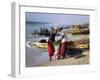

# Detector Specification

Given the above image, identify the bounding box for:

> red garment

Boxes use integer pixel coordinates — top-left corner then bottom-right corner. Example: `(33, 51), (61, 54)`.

(48, 41), (55, 57)
(60, 42), (68, 57)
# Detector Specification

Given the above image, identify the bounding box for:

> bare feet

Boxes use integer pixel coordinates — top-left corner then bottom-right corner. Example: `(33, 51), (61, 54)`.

(49, 57), (52, 61)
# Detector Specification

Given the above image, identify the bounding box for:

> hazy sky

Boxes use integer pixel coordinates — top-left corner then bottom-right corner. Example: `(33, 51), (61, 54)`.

(26, 12), (89, 25)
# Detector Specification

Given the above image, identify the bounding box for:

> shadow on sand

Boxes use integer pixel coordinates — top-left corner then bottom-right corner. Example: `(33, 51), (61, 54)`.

(67, 48), (88, 59)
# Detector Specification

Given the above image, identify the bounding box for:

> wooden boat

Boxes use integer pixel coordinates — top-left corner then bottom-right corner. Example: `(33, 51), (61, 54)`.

(33, 42), (48, 49)
(32, 38), (89, 49)
(68, 28), (89, 34)
(32, 39), (48, 49)
(74, 44), (89, 49)
(67, 39), (89, 49)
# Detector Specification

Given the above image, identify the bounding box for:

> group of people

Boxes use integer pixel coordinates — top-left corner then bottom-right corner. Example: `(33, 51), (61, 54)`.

(48, 28), (69, 61)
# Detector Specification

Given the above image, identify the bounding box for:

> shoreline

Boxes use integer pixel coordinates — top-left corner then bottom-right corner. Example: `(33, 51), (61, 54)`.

(26, 46), (49, 67)
(26, 42), (89, 67)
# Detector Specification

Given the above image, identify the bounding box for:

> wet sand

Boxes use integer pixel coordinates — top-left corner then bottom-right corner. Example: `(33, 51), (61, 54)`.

(26, 46), (49, 67)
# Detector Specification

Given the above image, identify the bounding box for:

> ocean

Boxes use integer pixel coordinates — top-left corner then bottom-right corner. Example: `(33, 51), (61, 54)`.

(25, 22), (54, 67)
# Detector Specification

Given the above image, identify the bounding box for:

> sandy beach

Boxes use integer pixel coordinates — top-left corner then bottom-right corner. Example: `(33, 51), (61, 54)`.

(40, 50), (89, 66)
(26, 45), (89, 67)
(26, 33), (89, 67)
(26, 23), (89, 67)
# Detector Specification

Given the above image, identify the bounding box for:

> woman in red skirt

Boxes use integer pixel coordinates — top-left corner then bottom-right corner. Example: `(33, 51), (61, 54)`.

(59, 38), (68, 59)
(48, 40), (55, 61)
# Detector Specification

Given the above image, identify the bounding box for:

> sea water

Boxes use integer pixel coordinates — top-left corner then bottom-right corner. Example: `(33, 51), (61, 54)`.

(25, 22), (56, 67)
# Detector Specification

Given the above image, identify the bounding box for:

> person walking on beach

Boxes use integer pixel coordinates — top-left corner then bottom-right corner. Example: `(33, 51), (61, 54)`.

(57, 37), (68, 59)
(60, 38), (68, 59)
(48, 40), (55, 61)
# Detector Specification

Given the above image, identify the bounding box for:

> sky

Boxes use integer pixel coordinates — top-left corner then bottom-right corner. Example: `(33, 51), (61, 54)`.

(26, 12), (89, 25)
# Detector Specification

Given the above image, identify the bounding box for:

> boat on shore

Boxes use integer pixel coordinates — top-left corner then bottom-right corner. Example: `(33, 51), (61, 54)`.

(32, 39), (48, 49)
(32, 42), (48, 49)
(31, 36), (62, 49)
(68, 39), (89, 49)
(68, 28), (89, 34)
(31, 39), (89, 49)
